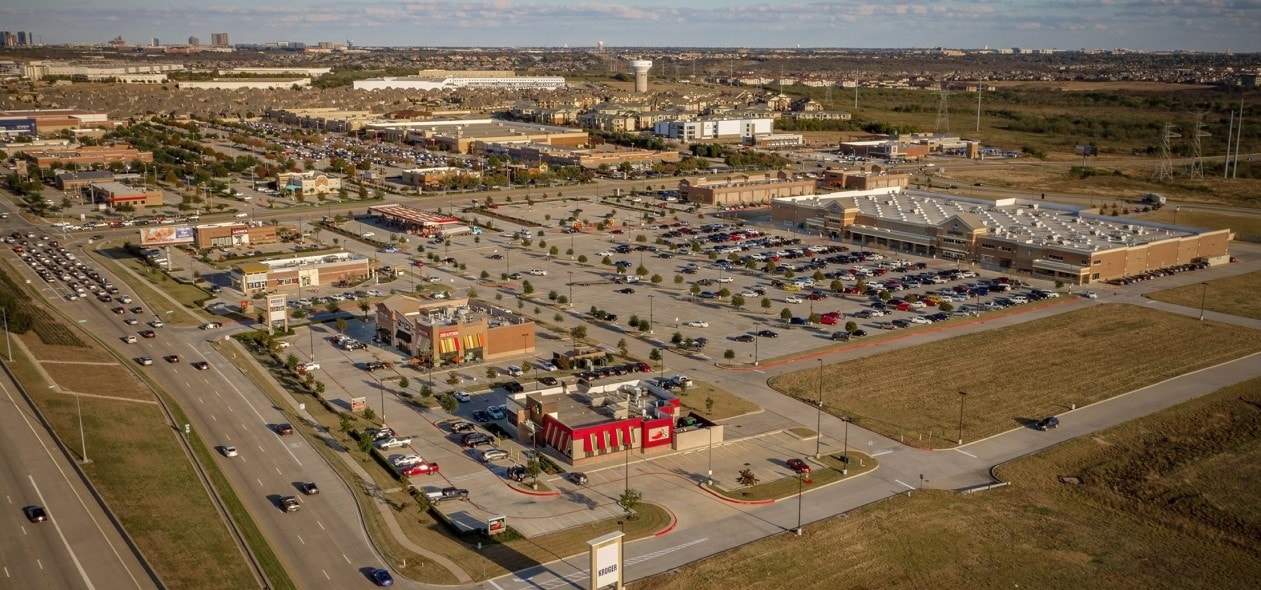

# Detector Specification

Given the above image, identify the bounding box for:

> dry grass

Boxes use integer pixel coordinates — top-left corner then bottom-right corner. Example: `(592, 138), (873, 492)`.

(45, 361), (156, 402)
(677, 382), (761, 422)
(88, 246), (209, 327)
(1145, 271), (1261, 321)
(768, 304), (1261, 448)
(1131, 208), (1261, 239)
(636, 377), (1261, 590)
(705, 453), (875, 502)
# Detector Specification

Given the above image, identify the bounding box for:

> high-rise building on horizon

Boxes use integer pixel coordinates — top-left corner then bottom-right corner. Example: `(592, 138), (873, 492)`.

(188, 36), (200, 46)
(211, 33), (229, 47)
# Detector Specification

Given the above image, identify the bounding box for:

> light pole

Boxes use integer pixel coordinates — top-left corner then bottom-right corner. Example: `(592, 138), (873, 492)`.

(567, 271), (573, 308)
(794, 472), (804, 536)
(706, 426), (713, 486)
(2, 306), (11, 362)
(815, 359), (824, 458)
(753, 328), (759, 366)
(648, 295), (654, 334)
(957, 390), (968, 445)
(1199, 282), (1208, 322)
(841, 417), (850, 475)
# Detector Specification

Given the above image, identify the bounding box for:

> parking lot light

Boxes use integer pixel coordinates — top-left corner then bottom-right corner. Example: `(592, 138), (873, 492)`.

(957, 390), (968, 445)
(815, 359), (823, 458)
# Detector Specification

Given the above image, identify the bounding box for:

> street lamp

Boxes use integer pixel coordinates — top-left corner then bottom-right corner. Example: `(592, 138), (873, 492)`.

(815, 359), (824, 458)
(841, 417), (851, 475)
(753, 328), (759, 366)
(706, 426), (713, 486)
(1199, 282), (1208, 322)
(567, 271), (573, 308)
(794, 472), (804, 536)
(2, 306), (12, 362)
(957, 390), (968, 445)
(648, 295), (654, 334)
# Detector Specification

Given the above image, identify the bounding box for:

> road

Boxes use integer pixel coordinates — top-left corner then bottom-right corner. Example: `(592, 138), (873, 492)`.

(0, 368), (158, 590)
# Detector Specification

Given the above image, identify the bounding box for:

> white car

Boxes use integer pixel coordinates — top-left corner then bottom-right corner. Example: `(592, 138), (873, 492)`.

(685, 320), (709, 328)
(221, 446), (238, 457)
(506, 365), (524, 377)
(535, 360), (557, 372)
(784, 295), (804, 304)
(487, 405), (507, 420)
(389, 454), (423, 467)
(528, 269), (548, 276)
(453, 390), (471, 402)
(908, 316), (932, 325)
(300, 362), (320, 371)
(200, 322), (222, 330)
(596, 251), (615, 257)
(1080, 291), (1098, 299)
(480, 448), (509, 462)
(716, 277), (734, 283)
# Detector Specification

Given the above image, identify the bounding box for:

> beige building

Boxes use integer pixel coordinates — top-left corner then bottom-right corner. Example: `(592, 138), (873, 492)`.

(373, 295), (535, 366)
(231, 252), (373, 294)
(277, 172), (342, 196)
(771, 189), (1230, 284)
(680, 172), (816, 206)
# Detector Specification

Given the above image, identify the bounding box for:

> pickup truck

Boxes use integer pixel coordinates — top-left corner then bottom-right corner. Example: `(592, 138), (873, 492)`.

(425, 487), (469, 503)
(375, 436), (413, 450)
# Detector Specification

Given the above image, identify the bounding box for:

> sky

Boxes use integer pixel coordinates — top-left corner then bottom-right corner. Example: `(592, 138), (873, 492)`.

(2, 0), (1260, 52)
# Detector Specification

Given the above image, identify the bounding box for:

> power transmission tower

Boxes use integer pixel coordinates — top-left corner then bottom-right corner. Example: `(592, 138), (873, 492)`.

(1155, 122), (1180, 181)
(1186, 113), (1210, 180)
(935, 85), (952, 133)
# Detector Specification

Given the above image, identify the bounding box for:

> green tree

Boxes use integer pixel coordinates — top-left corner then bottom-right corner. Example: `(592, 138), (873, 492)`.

(780, 308), (794, 321)
(648, 348), (662, 365)
(845, 321), (858, 333)
(731, 294), (746, 309)
(618, 488), (643, 519)
(737, 468), (760, 488)
(438, 394), (458, 413)
(761, 297), (772, 313)
(486, 366), (499, 379)
(335, 317), (348, 334)
(398, 376), (409, 390)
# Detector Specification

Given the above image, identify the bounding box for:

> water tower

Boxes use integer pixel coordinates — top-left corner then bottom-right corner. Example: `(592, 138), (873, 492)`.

(629, 59), (653, 93)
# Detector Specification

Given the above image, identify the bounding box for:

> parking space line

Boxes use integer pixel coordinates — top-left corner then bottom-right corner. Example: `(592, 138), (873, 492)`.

(955, 448), (977, 458)
(894, 479), (915, 490)
(872, 450), (892, 457)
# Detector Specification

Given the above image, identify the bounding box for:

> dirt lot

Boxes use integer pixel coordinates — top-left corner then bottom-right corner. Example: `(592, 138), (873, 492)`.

(636, 376), (1261, 590)
(768, 304), (1261, 448)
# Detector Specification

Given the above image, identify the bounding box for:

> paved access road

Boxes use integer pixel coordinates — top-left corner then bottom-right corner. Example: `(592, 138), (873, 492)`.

(0, 371), (158, 590)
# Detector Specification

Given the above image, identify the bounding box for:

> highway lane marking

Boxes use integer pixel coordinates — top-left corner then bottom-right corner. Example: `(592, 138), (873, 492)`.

(955, 448), (978, 458)
(872, 450), (892, 457)
(1, 381), (144, 589)
(4, 565), (9, 577)
(257, 479), (264, 487)
(275, 467), (283, 476)
(297, 535), (305, 545)
(36, 560), (43, 570)
(895, 479), (916, 490)
(29, 476), (95, 589)
(198, 397), (204, 404)
(322, 570), (330, 580)
(191, 342), (305, 468)
(342, 554), (351, 565)
(210, 414), (217, 422)
(317, 520), (325, 530)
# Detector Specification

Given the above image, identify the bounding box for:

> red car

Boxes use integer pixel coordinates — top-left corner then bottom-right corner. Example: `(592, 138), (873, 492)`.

(401, 462), (440, 476)
(140, 330), (157, 338)
(787, 458), (811, 474)
(636, 361), (652, 373)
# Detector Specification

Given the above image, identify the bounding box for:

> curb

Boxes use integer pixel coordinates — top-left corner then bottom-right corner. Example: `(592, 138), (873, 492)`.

(654, 505), (679, 537)
(506, 483), (561, 497)
(695, 482), (775, 505)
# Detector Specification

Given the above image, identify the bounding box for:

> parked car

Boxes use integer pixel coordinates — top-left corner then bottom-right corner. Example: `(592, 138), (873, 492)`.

(453, 390), (471, 402)
(449, 421), (476, 433)
(567, 472), (589, 485)
(463, 433), (493, 447)
(786, 458), (812, 474)
(480, 448), (509, 462)
(685, 320), (709, 328)
(472, 410), (492, 423)
(506, 365), (525, 377)
(757, 329), (779, 338)
(424, 487), (469, 503)
(487, 405), (507, 420)
(830, 331), (850, 341)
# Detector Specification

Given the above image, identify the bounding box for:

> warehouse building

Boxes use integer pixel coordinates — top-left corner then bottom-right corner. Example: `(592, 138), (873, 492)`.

(771, 189), (1231, 284)
(679, 171), (816, 207)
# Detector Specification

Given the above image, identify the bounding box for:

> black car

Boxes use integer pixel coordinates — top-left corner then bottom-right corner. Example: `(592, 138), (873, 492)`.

(830, 331), (850, 341)
(506, 465), (527, 482)
(463, 433), (493, 447)
(1035, 416), (1060, 431)
(733, 334), (755, 343)
(23, 505), (48, 523)
(450, 421), (476, 433)
(471, 410), (492, 423)
(852, 329), (868, 337)
(757, 330), (779, 338)
(615, 287), (636, 294)
(504, 381), (525, 393)
(538, 376), (559, 386)
(300, 482), (320, 495)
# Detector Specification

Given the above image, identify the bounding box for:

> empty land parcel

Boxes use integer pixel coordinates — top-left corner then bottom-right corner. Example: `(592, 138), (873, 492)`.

(636, 376), (1261, 590)
(1145, 270), (1261, 321)
(769, 304), (1261, 448)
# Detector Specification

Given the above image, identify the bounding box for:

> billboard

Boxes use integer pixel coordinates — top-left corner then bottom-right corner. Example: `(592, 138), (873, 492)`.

(139, 226), (195, 246)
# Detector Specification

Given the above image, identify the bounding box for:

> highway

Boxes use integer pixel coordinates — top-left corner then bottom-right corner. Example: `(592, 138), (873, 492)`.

(0, 369), (157, 590)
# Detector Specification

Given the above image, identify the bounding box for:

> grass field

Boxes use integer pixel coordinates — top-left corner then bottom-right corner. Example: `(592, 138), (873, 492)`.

(768, 304), (1261, 448)
(1145, 271), (1261, 321)
(636, 376), (1261, 590)
(88, 246), (209, 327)
(676, 382), (761, 422)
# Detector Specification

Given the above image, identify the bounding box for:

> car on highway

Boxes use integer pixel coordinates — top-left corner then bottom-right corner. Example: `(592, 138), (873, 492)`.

(140, 330), (157, 338)
(1035, 416), (1060, 431)
(480, 448), (509, 462)
(370, 568), (395, 586)
(122, 335), (138, 344)
(136, 355), (153, 366)
(148, 319), (164, 328)
(220, 446), (238, 457)
(300, 482), (319, 495)
(685, 320), (709, 328)
(23, 505), (49, 523)
(192, 361), (210, 370)
(111, 306), (126, 314)
(787, 458), (812, 474)
(276, 423), (295, 435)
(164, 354), (180, 363)
(123, 318), (139, 325)
(280, 496), (302, 513)
(130, 306), (145, 314)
